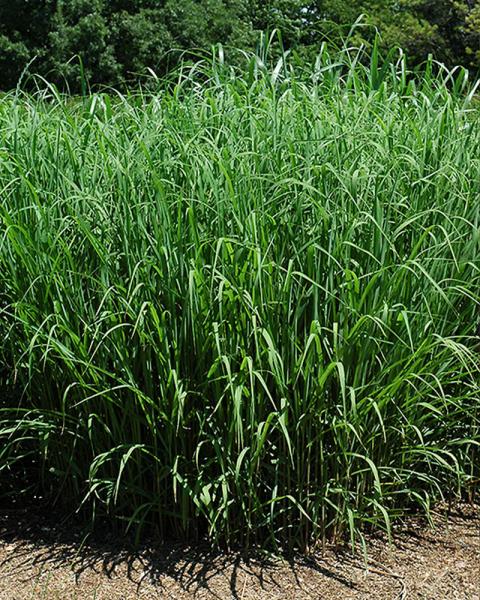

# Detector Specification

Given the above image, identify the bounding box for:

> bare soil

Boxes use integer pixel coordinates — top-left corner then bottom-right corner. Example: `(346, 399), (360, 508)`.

(0, 504), (478, 599)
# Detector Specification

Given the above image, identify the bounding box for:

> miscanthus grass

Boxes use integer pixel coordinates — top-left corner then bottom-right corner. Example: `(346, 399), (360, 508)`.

(0, 42), (479, 552)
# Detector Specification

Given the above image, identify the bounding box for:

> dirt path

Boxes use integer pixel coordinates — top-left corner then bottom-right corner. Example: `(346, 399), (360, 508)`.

(0, 505), (478, 599)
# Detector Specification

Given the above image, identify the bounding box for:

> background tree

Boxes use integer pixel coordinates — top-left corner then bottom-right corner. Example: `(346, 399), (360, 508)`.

(0, 0), (479, 91)
(0, 0), (55, 88)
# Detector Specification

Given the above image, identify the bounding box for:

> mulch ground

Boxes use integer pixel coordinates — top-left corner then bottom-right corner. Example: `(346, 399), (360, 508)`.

(0, 504), (478, 599)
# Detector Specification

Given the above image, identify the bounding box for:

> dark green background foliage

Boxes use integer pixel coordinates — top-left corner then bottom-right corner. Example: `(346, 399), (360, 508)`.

(0, 0), (479, 90)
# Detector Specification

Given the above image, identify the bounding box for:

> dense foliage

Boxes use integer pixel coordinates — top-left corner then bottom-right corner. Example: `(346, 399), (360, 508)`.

(1, 47), (479, 550)
(0, 1), (480, 91)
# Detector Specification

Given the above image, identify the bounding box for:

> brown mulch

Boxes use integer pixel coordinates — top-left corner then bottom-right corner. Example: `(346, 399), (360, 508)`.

(0, 504), (478, 599)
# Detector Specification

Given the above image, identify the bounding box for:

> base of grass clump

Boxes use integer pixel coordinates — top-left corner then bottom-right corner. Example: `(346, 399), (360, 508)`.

(0, 502), (479, 599)
(0, 41), (479, 552)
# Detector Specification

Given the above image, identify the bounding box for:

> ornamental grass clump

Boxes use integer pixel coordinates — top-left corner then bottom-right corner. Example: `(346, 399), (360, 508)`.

(0, 42), (479, 551)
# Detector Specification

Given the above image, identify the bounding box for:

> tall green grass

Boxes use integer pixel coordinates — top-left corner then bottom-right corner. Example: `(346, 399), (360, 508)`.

(0, 43), (479, 551)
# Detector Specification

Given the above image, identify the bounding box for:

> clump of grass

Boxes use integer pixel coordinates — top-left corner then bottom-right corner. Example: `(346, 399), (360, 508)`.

(0, 42), (479, 552)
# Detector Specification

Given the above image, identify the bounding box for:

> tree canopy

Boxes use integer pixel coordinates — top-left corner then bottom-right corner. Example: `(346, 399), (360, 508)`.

(0, 0), (479, 90)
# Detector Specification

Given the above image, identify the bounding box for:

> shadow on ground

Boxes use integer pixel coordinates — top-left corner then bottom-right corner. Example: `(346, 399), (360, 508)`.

(0, 502), (478, 599)
(0, 506), (359, 599)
